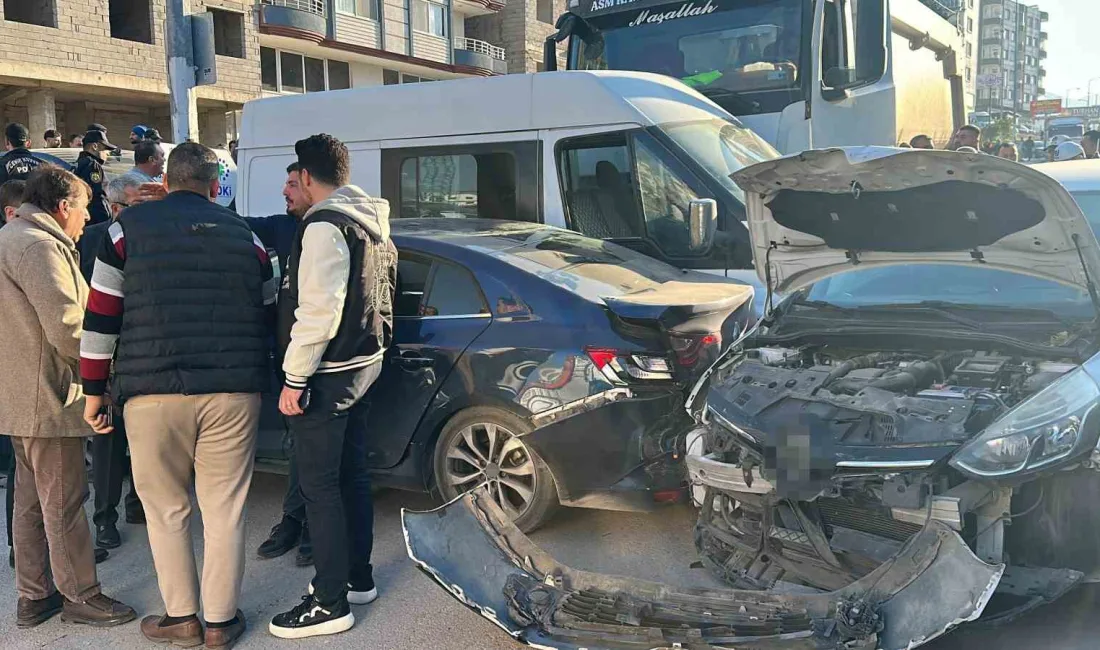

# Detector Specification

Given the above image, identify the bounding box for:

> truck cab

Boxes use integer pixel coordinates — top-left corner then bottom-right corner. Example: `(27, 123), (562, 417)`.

(547, 0), (964, 153)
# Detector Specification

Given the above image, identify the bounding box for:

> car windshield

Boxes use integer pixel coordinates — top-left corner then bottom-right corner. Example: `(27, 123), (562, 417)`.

(574, 0), (803, 96)
(799, 264), (1095, 323)
(658, 117), (778, 203)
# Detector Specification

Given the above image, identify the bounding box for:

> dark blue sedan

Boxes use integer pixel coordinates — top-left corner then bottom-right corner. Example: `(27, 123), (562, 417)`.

(258, 219), (753, 531)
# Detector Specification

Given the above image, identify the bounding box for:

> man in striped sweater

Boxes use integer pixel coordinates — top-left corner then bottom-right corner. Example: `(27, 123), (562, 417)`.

(80, 143), (278, 649)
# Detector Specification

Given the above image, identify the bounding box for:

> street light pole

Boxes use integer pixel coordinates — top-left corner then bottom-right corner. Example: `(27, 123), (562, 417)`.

(1087, 77), (1100, 107)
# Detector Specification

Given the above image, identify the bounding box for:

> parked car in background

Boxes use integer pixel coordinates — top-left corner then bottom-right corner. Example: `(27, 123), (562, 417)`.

(257, 218), (754, 531)
(404, 149), (1100, 649)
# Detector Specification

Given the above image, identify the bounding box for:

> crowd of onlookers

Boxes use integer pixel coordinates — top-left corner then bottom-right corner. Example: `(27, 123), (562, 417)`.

(898, 125), (1100, 163)
(0, 124), (395, 647)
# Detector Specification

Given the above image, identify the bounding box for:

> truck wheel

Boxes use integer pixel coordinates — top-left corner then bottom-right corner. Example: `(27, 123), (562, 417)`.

(433, 407), (559, 533)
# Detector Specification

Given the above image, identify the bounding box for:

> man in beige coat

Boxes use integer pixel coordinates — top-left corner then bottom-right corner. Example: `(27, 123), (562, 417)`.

(0, 166), (136, 629)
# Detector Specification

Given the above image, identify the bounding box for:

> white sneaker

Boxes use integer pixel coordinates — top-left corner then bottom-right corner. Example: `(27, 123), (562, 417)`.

(268, 595), (354, 639)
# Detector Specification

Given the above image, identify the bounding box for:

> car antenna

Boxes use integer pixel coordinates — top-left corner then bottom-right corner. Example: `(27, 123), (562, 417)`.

(1071, 233), (1100, 323)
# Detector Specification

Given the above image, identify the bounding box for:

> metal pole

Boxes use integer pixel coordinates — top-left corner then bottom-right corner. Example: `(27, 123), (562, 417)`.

(166, 0), (198, 143)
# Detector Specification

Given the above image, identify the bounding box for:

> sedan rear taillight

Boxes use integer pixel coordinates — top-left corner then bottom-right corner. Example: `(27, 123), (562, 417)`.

(669, 332), (722, 368)
(586, 347), (673, 384)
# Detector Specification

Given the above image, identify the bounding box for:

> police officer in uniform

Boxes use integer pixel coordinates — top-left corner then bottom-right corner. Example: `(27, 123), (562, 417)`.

(74, 129), (119, 226)
(0, 123), (44, 184)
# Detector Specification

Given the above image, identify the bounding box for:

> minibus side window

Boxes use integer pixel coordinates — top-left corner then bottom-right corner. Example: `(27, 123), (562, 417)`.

(381, 142), (539, 223)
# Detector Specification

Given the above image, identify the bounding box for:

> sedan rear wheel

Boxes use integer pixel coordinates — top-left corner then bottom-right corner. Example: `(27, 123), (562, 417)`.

(433, 407), (559, 533)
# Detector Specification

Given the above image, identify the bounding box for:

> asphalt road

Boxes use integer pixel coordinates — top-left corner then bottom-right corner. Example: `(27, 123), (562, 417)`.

(2, 472), (1098, 649)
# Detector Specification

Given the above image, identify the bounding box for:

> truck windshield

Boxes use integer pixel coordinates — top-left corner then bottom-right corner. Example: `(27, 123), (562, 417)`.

(573, 0), (804, 110)
(1049, 123), (1085, 139)
(657, 117), (778, 203)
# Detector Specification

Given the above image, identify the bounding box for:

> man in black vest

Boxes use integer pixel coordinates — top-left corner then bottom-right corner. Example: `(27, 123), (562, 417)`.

(80, 143), (278, 648)
(269, 134), (396, 640)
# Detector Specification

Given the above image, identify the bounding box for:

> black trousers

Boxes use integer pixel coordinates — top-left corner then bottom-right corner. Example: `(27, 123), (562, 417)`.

(91, 414), (143, 527)
(290, 365), (380, 605)
(282, 436), (306, 524)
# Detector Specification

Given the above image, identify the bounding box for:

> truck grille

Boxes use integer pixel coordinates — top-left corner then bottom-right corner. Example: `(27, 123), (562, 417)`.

(816, 497), (921, 542)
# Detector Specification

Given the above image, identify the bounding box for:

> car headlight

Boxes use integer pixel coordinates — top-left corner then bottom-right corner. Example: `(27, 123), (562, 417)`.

(950, 367), (1100, 478)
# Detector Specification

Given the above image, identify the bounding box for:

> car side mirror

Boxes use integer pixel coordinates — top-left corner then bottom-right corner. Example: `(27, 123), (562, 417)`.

(688, 199), (717, 252)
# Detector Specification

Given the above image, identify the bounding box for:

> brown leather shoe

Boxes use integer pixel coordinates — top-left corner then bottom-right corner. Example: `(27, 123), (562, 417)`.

(140, 614), (204, 647)
(204, 610), (246, 649)
(61, 593), (137, 627)
(17, 592), (63, 628)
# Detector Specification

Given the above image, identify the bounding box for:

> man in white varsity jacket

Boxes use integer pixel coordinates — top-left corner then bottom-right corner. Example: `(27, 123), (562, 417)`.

(268, 134), (397, 640)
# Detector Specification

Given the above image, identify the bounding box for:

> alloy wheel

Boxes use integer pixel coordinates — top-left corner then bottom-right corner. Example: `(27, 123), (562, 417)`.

(443, 422), (537, 519)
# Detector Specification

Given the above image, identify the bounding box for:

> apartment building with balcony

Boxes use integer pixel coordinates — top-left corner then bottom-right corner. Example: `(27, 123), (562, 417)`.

(257, 0), (507, 98)
(0, 0), (258, 147)
(463, 0), (564, 74)
(976, 0), (1047, 119)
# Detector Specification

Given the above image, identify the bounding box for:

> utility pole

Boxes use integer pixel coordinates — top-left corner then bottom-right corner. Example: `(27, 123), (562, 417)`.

(166, 0), (197, 143)
(165, 0), (217, 143)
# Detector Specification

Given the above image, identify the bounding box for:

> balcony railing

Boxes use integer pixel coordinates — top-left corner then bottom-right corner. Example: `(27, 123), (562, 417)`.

(259, 0), (327, 42)
(261, 0), (325, 16)
(455, 37), (505, 61)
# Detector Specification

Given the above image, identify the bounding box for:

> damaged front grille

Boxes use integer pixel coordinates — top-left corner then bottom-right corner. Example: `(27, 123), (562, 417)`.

(816, 497), (922, 542)
(555, 585), (814, 634)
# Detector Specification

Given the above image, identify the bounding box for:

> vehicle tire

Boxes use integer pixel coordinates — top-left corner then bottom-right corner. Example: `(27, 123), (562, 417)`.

(432, 407), (559, 533)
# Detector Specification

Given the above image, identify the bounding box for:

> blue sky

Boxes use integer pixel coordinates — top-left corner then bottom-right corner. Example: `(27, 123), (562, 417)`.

(1040, 0), (1100, 105)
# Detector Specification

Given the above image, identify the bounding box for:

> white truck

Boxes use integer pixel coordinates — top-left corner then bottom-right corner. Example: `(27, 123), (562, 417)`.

(545, 0), (965, 153)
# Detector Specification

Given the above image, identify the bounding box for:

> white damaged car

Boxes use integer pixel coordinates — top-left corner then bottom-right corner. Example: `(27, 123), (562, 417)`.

(402, 148), (1100, 650)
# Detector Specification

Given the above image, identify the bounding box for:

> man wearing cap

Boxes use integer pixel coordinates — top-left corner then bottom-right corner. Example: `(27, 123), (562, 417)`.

(74, 130), (118, 226)
(0, 123), (44, 184)
(130, 126), (148, 147)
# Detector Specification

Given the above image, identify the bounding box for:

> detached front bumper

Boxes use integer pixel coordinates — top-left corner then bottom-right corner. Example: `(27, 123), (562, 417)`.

(402, 488), (1005, 650)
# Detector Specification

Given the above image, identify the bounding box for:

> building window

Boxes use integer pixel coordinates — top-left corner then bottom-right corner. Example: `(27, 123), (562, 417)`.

(967, 17), (973, 33)
(412, 0), (446, 37)
(262, 47), (352, 94)
(3, 0), (56, 27)
(210, 9), (245, 59)
(261, 47), (278, 92)
(383, 69), (401, 85)
(328, 61), (351, 90)
(336, 0), (379, 20)
(537, 0), (555, 24)
(109, 0), (153, 43)
(280, 52), (305, 93)
(305, 57), (326, 93)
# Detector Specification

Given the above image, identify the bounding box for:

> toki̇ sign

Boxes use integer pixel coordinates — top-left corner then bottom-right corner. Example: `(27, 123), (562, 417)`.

(628, 0), (716, 27)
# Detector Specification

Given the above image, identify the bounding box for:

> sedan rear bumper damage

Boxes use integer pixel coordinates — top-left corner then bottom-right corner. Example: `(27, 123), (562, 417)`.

(403, 487), (1004, 650)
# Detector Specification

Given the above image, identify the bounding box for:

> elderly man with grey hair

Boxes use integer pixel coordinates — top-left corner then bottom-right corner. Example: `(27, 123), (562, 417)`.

(78, 174), (151, 554)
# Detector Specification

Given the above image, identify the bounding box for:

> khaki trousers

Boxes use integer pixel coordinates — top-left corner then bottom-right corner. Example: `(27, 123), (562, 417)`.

(11, 436), (101, 602)
(124, 393), (260, 622)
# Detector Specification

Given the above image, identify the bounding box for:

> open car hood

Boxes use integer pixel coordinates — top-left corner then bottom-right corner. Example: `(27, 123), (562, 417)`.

(731, 148), (1100, 294)
(404, 488), (1004, 650)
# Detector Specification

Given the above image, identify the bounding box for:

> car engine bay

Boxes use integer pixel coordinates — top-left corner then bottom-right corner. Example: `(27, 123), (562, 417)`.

(688, 344), (1091, 620)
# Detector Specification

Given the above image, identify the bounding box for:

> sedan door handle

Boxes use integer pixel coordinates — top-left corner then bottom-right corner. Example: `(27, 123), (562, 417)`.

(396, 354), (433, 369)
